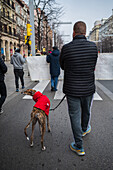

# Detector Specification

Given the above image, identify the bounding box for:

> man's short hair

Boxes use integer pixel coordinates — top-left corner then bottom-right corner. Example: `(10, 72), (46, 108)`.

(73, 21), (86, 35)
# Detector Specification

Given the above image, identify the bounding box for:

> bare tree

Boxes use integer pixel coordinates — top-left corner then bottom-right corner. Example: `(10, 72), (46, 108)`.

(33, 0), (63, 51)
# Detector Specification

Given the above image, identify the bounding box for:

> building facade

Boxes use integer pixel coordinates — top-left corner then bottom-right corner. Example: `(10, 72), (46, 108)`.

(0, 0), (53, 60)
(88, 9), (113, 53)
(88, 20), (101, 50)
(0, 0), (30, 60)
(99, 11), (113, 53)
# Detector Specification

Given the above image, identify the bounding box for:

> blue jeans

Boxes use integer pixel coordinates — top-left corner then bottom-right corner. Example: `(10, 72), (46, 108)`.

(67, 94), (93, 148)
(51, 76), (58, 90)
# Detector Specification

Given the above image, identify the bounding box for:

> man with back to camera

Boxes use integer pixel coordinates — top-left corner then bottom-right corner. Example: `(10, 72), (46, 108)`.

(46, 46), (60, 91)
(60, 21), (98, 156)
(11, 48), (26, 92)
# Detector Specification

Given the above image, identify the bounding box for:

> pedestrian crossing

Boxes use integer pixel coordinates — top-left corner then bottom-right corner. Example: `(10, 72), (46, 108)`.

(23, 80), (103, 100)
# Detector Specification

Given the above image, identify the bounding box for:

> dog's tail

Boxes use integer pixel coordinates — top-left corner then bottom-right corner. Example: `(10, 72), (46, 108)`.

(24, 118), (33, 140)
(50, 95), (66, 111)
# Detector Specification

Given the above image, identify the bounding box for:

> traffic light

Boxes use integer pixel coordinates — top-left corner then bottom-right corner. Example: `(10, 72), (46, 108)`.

(25, 35), (32, 45)
(29, 40), (32, 45)
(27, 24), (32, 36)
(25, 36), (27, 44)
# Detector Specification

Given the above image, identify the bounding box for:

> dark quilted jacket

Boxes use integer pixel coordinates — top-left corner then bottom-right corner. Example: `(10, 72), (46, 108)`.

(60, 35), (98, 97)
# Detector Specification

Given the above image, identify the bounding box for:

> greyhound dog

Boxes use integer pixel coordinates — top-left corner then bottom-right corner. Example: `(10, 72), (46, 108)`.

(23, 89), (51, 151)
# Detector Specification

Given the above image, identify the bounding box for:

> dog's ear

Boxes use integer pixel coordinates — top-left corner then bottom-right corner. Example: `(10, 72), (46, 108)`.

(30, 90), (34, 96)
(30, 91), (33, 95)
(31, 90), (36, 96)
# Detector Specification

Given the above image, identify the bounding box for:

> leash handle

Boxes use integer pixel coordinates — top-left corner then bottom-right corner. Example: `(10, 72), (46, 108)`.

(50, 95), (66, 111)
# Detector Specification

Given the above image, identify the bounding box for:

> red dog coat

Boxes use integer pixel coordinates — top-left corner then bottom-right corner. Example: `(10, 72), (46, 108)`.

(33, 91), (50, 116)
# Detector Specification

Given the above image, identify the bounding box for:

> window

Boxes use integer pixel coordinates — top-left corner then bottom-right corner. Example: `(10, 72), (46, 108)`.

(7, 11), (9, 19)
(12, 14), (14, 22)
(4, 24), (7, 33)
(12, 1), (15, 9)
(0, 22), (2, 31)
(13, 28), (16, 36)
(9, 26), (12, 35)
(3, 8), (5, 17)
(7, 0), (10, 6)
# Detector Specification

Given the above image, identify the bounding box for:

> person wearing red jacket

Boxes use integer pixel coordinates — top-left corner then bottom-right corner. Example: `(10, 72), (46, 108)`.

(33, 91), (50, 116)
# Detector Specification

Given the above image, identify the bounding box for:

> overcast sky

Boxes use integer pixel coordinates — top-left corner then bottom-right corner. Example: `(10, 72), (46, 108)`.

(56, 0), (113, 43)
(24, 0), (113, 43)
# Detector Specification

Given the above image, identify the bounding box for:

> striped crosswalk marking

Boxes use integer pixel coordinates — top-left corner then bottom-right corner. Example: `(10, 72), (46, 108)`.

(23, 80), (50, 99)
(54, 80), (103, 100)
(94, 92), (102, 100)
(54, 80), (66, 100)
(23, 80), (102, 101)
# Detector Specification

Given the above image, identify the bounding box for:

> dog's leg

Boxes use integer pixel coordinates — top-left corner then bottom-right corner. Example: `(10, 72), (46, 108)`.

(41, 118), (46, 151)
(24, 118), (33, 141)
(47, 116), (51, 132)
(24, 110), (35, 140)
(39, 124), (42, 135)
(30, 118), (37, 147)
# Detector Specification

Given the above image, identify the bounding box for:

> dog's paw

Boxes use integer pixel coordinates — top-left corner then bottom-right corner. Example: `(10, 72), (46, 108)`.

(27, 137), (29, 140)
(30, 142), (34, 147)
(48, 126), (51, 132)
(48, 129), (51, 132)
(42, 146), (46, 151)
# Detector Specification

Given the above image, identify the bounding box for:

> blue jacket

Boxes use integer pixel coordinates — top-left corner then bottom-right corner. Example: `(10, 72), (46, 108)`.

(46, 49), (60, 77)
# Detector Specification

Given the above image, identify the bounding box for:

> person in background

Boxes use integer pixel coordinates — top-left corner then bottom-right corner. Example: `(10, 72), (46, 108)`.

(11, 48), (26, 92)
(48, 50), (52, 54)
(46, 46), (60, 91)
(0, 57), (7, 114)
(60, 21), (98, 156)
(1, 54), (5, 62)
(36, 50), (41, 56)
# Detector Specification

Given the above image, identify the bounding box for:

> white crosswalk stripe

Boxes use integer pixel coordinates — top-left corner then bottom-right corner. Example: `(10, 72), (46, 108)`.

(54, 80), (102, 100)
(54, 80), (66, 100)
(23, 80), (102, 100)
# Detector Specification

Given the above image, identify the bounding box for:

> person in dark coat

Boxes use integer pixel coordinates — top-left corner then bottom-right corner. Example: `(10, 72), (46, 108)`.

(60, 21), (98, 156)
(46, 46), (60, 91)
(0, 57), (7, 114)
(1, 54), (6, 62)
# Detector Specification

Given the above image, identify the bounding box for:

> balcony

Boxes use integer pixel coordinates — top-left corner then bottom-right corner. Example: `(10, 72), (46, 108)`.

(4, 29), (8, 34)
(1, 12), (16, 23)
(3, 0), (11, 7)
(0, 12), (5, 17)
(9, 31), (12, 35)
(3, 0), (15, 10)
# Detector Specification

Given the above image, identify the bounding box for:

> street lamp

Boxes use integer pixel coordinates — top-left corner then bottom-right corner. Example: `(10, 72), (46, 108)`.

(52, 22), (72, 46)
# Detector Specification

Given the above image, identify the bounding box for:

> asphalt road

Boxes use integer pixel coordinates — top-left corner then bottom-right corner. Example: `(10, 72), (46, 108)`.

(0, 82), (113, 170)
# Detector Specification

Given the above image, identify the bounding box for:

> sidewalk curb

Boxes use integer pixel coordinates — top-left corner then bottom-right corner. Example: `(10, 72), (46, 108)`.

(96, 81), (113, 100)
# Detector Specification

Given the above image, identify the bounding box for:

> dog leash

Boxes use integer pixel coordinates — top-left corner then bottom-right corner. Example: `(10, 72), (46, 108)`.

(49, 95), (66, 111)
